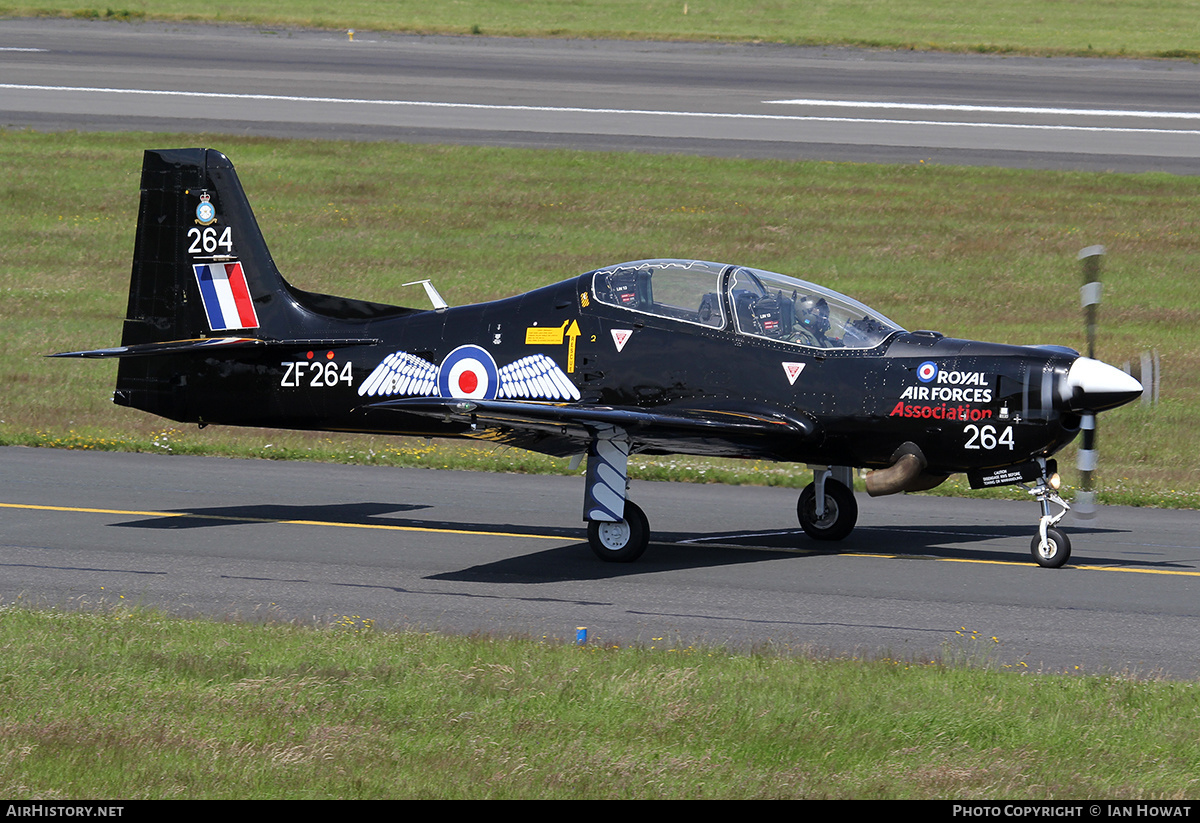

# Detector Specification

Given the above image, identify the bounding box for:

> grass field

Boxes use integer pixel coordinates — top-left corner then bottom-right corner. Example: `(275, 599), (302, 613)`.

(6, 0), (1200, 59)
(2, 604), (1199, 799)
(2, 130), (1197, 506)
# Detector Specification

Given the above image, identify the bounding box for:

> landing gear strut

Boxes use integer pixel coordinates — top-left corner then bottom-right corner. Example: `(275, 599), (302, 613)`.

(797, 466), (858, 541)
(582, 424), (650, 562)
(1027, 458), (1072, 568)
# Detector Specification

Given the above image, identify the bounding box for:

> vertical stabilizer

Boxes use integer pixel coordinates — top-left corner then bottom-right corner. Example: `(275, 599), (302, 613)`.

(89, 148), (411, 422)
(120, 148), (288, 347)
(114, 148), (299, 418)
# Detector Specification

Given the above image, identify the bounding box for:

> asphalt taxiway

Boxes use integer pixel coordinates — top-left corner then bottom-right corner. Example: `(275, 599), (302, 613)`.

(3, 18), (1200, 172)
(4, 447), (1199, 676)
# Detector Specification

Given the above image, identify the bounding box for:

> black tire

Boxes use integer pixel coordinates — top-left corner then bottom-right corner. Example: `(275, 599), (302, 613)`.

(587, 500), (650, 563)
(797, 479), (858, 541)
(1030, 527), (1071, 568)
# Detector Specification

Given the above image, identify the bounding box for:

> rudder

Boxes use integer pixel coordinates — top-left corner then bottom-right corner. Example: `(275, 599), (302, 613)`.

(60, 148), (415, 422)
(120, 148), (289, 347)
(114, 148), (306, 420)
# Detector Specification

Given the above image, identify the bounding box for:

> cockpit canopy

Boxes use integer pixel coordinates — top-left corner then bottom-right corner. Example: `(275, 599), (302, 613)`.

(590, 259), (903, 350)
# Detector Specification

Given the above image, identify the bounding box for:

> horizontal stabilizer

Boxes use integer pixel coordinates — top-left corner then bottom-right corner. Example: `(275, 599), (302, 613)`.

(51, 336), (379, 359)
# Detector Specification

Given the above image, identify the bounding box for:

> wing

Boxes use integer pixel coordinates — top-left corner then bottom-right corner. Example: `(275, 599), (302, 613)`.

(365, 396), (817, 458)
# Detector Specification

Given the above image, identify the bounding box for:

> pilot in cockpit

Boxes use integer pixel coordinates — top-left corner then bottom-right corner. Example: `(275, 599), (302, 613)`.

(796, 295), (832, 346)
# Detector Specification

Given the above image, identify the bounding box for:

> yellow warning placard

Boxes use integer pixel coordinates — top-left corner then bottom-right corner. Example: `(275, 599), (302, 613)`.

(525, 321), (569, 345)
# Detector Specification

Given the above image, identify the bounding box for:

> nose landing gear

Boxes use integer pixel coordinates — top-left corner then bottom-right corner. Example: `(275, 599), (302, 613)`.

(1027, 458), (1072, 568)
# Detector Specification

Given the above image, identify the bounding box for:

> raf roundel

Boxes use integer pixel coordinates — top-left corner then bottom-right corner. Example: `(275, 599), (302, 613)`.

(438, 345), (500, 400)
(917, 361), (939, 383)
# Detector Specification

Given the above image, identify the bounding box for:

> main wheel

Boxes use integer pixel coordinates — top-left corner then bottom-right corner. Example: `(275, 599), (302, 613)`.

(797, 479), (858, 541)
(1030, 527), (1071, 568)
(587, 500), (650, 563)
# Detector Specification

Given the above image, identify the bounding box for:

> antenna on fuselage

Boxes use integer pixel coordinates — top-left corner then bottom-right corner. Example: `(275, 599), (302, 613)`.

(403, 279), (449, 312)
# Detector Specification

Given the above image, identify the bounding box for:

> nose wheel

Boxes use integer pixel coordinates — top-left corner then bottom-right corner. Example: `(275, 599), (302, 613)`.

(1027, 459), (1072, 568)
(1031, 526), (1071, 568)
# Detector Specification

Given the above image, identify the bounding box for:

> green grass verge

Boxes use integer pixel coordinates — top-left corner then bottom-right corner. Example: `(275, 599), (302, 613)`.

(1, 603), (1198, 799)
(2, 130), (1196, 508)
(5, 0), (1200, 60)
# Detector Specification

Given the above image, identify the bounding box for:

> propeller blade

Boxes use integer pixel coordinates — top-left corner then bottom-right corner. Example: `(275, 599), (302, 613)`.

(1079, 245), (1103, 360)
(1076, 245), (1104, 520)
(1072, 248), (1154, 519)
(1075, 412), (1098, 519)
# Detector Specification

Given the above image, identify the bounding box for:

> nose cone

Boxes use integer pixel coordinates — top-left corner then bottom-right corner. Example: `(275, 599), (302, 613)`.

(1065, 357), (1143, 412)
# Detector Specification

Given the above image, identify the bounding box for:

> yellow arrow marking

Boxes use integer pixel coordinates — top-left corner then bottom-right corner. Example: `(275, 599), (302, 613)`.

(565, 320), (581, 373)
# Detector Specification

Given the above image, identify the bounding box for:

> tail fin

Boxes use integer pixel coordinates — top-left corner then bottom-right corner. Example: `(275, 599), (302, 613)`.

(118, 148), (415, 346)
(110, 148), (294, 419)
(122, 148), (290, 347)
(63, 148), (412, 421)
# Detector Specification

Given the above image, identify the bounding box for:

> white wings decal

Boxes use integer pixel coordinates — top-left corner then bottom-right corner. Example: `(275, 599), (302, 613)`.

(358, 349), (580, 401)
(497, 355), (580, 400)
(357, 351), (439, 398)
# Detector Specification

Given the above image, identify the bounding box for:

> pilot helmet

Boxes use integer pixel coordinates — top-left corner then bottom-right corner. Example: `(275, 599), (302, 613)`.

(797, 295), (830, 334)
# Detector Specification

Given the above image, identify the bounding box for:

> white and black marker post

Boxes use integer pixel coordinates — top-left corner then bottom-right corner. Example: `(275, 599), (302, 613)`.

(1076, 245), (1104, 519)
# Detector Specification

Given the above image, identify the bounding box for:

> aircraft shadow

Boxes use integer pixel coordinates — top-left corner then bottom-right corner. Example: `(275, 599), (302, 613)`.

(111, 501), (435, 529)
(106, 501), (1172, 583)
(432, 521), (1170, 584)
(429, 541), (802, 584)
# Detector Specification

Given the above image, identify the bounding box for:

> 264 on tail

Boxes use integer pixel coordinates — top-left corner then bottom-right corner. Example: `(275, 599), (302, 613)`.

(55, 149), (1143, 568)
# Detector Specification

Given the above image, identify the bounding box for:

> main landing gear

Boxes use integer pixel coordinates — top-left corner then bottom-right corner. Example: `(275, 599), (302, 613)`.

(1027, 458), (1072, 568)
(797, 466), (858, 541)
(581, 449), (1071, 567)
(584, 457), (864, 562)
(583, 425), (651, 563)
(587, 500), (649, 563)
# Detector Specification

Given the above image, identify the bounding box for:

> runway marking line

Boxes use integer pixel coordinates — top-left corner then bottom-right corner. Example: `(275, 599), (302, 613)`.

(841, 552), (1200, 577)
(5, 502), (1198, 576)
(4, 84), (1200, 137)
(0, 502), (570, 541)
(764, 98), (1200, 121)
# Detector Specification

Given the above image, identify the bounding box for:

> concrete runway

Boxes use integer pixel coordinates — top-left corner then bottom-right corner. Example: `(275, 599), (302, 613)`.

(3, 18), (1200, 173)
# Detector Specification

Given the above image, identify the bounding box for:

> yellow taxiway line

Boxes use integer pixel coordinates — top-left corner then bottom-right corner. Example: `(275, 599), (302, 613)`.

(0, 502), (570, 541)
(4, 501), (1198, 576)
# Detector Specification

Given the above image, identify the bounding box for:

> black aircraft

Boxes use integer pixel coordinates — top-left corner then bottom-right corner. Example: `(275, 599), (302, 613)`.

(56, 148), (1144, 568)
